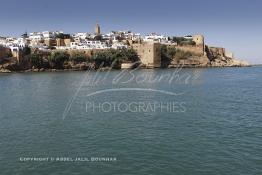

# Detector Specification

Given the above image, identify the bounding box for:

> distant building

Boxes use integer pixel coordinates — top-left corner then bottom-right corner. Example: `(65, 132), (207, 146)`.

(144, 33), (168, 43)
(73, 33), (91, 40)
(95, 23), (101, 35)
(9, 46), (23, 62)
(103, 30), (141, 42)
(69, 40), (108, 50)
(29, 32), (44, 41)
(112, 42), (128, 49)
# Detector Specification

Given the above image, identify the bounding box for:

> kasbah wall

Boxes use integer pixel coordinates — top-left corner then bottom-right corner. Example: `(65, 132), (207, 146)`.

(174, 35), (230, 58)
(51, 35), (228, 68)
(174, 35), (205, 56)
(55, 41), (162, 68)
(130, 34), (230, 67)
(130, 35), (207, 68)
(131, 42), (161, 68)
(55, 48), (102, 59)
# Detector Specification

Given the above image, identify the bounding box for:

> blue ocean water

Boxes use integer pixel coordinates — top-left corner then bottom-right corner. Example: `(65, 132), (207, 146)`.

(0, 67), (261, 175)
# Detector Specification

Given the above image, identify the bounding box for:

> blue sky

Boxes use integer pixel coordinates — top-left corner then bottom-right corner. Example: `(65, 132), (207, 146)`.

(0, 0), (261, 63)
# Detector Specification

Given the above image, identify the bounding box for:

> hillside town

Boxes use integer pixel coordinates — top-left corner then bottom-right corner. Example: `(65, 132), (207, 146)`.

(0, 23), (248, 72)
(0, 23), (173, 51)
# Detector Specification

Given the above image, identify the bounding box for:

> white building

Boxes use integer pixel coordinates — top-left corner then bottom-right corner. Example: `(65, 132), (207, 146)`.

(144, 33), (168, 43)
(112, 42), (128, 49)
(42, 31), (55, 39)
(29, 32), (44, 41)
(29, 31), (64, 41)
(103, 31), (141, 41)
(13, 38), (29, 48)
(70, 40), (108, 50)
(9, 46), (21, 52)
(0, 37), (7, 46)
(122, 31), (141, 40)
(0, 36), (28, 50)
(73, 33), (91, 40)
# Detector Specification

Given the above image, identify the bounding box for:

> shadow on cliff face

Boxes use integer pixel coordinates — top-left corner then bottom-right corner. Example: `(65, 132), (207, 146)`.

(0, 57), (29, 71)
(161, 54), (172, 68)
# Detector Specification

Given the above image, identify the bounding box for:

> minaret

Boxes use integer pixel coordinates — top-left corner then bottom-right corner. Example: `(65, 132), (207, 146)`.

(95, 23), (101, 35)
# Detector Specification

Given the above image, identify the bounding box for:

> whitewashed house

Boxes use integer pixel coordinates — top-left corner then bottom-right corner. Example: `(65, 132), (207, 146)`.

(144, 33), (168, 43)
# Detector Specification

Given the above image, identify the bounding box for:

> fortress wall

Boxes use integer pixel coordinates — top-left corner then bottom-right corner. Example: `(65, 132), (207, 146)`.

(207, 46), (225, 57)
(210, 47), (225, 56)
(132, 42), (161, 68)
(175, 45), (204, 56)
(192, 35), (205, 46)
(173, 34), (205, 56)
(54, 49), (104, 59)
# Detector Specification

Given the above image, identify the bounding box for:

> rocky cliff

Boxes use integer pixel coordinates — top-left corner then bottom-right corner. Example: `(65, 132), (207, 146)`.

(205, 46), (249, 67)
(168, 45), (249, 68)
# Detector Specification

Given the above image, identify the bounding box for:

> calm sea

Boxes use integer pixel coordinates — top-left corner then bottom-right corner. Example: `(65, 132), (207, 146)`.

(0, 67), (261, 175)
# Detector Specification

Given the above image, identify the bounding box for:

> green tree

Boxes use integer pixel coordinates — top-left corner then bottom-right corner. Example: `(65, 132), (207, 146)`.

(94, 35), (103, 41)
(49, 51), (69, 68)
(167, 47), (176, 59)
(161, 45), (171, 67)
(91, 48), (140, 69)
(91, 49), (120, 68)
(30, 53), (43, 68)
(4, 52), (13, 58)
(175, 49), (192, 60)
(23, 46), (31, 55)
(122, 48), (139, 62)
(70, 52), (86, 63)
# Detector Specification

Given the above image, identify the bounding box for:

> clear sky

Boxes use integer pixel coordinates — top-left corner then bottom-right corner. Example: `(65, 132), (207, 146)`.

(0, 0), (261, 63)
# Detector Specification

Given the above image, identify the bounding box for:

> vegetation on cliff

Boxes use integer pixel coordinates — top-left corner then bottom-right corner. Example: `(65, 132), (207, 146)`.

(91, 48), (139, 68)
(0, 47), (140, 72)
(69, 52), (86, 63)
(171, 37), (196, 46)
(49, 51), (70, 69)
(161, 45), (193, 67)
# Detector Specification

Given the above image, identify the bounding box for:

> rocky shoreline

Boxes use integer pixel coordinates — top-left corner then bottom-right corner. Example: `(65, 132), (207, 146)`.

(0, 49), (250, 73)
(0, 63), (251, 73)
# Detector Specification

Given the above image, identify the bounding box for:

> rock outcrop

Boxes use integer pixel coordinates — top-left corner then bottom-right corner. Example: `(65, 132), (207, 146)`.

(206, 45), (249, 67)
(0, 68), (11, 73)
(167, 45), (249, 68)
